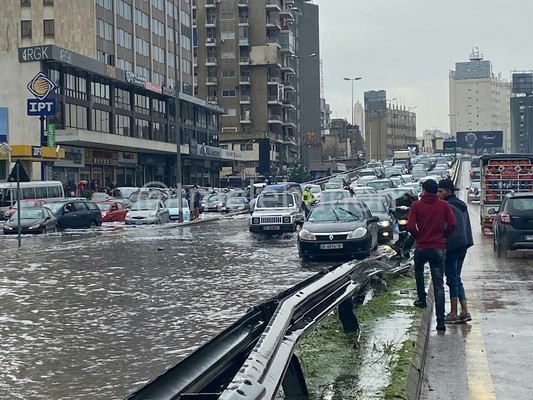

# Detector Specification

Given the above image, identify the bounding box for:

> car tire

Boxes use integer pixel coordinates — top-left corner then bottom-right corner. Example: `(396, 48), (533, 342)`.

(42, 227), (47, 234)
(497, 237), (508, 258)
(88, 220), (98, 228)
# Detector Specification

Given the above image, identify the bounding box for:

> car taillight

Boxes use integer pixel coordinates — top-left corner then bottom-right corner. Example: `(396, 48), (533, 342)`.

(500, 213), (511, 224)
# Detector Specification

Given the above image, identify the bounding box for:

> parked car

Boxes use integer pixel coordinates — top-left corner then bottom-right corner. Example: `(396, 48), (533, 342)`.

(490, 192), (533, 257)
(44, 200), (102, 230)
(223, 197), (250, 213)
(204, 193), (228, 212)
(97, 200), (129, 222)
(165, 197), (191, 222)
(3, 207), (58, 235)
(125, 199), (170, 225)
(4, 199), (47, 220)
(297, 199), (379, 261)
(467, 181), (481, 203)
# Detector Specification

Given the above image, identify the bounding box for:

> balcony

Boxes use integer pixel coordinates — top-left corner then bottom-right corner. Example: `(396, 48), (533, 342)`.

(268, 114), (283, 124)
(238, 0), (248, 7)
(266, 36), (279, 46)
(206, 76), (218, 84)
(266, 0), (281, 11)
(266, 17), (281, 30)
(239, 56), (250, 64)
(206, 0), (216, 7)
(268, 95), (283, 105)
(282, 100), (295, 109)
(206, 37), (217, 46)
(267, 76), (282, 84)
(239, 37), (249, 46)
(240, 116), (252, 124)
(238, 16), (249, 25)
(240, 94), (251, 103)
(283, 80), (295, 91)
(206, 56), (217, 65)
(239, 75), (251, 84)
(206, 16), (217, 27)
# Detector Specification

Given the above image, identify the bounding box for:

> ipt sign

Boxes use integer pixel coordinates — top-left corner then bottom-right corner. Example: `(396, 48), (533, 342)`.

(26, 71), (57, 116)
(27, 99), (57, 116)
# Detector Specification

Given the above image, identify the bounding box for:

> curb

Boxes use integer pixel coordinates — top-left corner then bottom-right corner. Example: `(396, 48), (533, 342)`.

(161, 210), (249, 229)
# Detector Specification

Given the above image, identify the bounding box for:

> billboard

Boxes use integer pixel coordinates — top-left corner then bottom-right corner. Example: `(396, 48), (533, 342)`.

(456, 131), (503, 149)
(0, 107), (8, 143)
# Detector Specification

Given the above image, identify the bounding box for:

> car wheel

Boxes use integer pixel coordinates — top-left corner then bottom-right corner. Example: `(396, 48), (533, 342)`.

(42, 227), (47, 234)
(497, 237), (508, 258)
(88, 220), (98, 228)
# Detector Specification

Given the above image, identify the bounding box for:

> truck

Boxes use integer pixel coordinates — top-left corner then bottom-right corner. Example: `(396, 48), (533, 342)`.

(393, 150), (412, 171)
(479, 154), (533, 234)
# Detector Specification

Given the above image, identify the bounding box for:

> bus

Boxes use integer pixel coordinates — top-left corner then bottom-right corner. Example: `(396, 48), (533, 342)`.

(0, 181), (65, 214)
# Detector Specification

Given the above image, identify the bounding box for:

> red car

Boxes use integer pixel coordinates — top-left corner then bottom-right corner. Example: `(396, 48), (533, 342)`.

(96, 201), (128, 222)
(4, 199), (47, 220)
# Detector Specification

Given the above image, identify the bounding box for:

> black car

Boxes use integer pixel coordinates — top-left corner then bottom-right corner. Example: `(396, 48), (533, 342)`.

(44, 200), (102, 230)
(3, 207), (58, 235)
(356, 196), (395, 243)
(490, 192), (533, 257)
(297, 200), (379, 261)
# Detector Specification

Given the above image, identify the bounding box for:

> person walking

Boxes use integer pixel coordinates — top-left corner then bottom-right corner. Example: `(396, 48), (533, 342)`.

(437, 179), (474, 324)
(192, 185), (202, 220)
(407, 179), (456, 332)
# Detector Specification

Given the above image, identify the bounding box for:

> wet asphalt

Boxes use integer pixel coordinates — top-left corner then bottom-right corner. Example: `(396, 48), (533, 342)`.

(420, 164), (533, 399)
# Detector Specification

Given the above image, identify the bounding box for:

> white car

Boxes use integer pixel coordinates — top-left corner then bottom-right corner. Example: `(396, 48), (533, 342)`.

(125, 200), (170, 225)
(164, 197), (191, 222)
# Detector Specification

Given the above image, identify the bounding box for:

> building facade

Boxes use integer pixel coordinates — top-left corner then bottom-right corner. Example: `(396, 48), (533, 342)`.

(510, 71), (533, 153)
(193, 0), (321, 181)
(0, 0), (241, 187)
(364, 90), (417, 162)
(449, 47), (511, 152)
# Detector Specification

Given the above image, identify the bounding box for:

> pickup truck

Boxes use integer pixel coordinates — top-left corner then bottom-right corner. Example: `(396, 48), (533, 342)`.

(249, 191), (304, 234)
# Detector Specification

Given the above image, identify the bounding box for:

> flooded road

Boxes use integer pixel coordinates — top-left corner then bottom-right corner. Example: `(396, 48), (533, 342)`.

(0, 216), (322, 399)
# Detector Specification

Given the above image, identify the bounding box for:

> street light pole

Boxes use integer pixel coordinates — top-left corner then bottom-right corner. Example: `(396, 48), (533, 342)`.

(172, 0), (183, 222)
(343, 77), (362, 166)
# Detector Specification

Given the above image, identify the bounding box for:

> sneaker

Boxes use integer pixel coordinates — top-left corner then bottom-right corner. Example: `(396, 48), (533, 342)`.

(444, 314), (462, 324)
(460, 312), (472, 322)
(413, 299), (427, 308)
(436, 323), (446, 332)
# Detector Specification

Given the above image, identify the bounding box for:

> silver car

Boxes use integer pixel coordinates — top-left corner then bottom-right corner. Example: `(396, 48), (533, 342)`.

(125, 200), (170, 225)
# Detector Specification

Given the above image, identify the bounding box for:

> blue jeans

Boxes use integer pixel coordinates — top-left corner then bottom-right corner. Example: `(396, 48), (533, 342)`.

(445, 250), (467, 299)
(414, 248), (445, 323)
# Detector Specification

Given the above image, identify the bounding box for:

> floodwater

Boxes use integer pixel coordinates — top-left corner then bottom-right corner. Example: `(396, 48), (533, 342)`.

(0, 216), (318, 399)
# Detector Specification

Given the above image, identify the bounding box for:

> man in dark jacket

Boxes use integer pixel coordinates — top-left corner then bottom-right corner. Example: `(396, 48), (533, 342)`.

(407, 179), (456, 332)
(438, 179), (474, 324)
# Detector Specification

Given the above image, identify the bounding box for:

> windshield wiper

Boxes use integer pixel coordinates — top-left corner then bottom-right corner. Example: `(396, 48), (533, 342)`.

(329, 205), (340, 221)
(339, 207), (360, 220)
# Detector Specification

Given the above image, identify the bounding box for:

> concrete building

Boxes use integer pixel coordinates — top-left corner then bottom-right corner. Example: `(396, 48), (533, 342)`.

(510, 71), (533, 153)
(420, 128), (451, 154)
(194, 0), (321, 181)
(364, 90), (417, 162)
(0, 0), (236, 187)
(322, 118), (363, 170)
(449, 47), (511, 152)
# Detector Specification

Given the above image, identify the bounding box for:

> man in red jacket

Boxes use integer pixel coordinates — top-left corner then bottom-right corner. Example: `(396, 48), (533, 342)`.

(407, 179), (456, 332)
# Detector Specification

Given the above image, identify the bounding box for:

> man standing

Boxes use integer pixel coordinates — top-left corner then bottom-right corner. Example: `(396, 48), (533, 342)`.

(407, 179), (456, 332)
(302, 185), (315, 217)
(437, 179), (474, 324)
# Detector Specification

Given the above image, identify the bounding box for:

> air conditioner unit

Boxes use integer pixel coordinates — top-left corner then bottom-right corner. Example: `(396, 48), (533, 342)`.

(222, 127), (238, 132)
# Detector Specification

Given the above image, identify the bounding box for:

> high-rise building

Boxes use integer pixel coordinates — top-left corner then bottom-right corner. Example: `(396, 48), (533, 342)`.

(0, 0), (229, 187)
(449, 47), (511, 152)
(510, 71), (533, 153)
(364, 90), (417, 161)
(193, 0), (321, 180)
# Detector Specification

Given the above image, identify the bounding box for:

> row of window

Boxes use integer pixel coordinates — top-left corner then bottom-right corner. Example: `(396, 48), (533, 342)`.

(21, 0), (54, 5)
(20, 20), (54, 38)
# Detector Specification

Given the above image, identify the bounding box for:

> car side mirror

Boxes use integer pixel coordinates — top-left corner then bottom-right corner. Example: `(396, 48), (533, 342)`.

(368, 216), (379, 224)
(487, 208), (496, 215)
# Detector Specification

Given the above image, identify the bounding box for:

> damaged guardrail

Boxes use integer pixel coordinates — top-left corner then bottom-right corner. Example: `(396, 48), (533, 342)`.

(126, 254), (412, 400)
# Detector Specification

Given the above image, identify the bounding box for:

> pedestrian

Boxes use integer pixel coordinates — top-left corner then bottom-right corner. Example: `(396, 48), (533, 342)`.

(302, 185), (315, 217)
(192, 185), (202, 220)
(407, 179), (456, 332)
(437, 178), (474, 324)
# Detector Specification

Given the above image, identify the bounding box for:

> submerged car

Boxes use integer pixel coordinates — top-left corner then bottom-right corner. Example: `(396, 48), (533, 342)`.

(297, 200), (379, 261)
(125, 199), (170, 225)
(4, 199), (47, 220)
(3, 207), (58, 234)
(44, 200), (102, 230)
(164, 197), (191, 222)
(97, 201), (128, 222)
(223, 196), (249, 213)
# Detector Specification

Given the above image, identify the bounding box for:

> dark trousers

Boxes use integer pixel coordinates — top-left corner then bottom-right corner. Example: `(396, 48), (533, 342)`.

(414, 248), (445, 324)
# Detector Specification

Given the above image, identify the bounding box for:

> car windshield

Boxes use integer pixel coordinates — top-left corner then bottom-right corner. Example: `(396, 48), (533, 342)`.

(509, 197), (533, 211)
(13, 209), (44, 219)
(368, 181), (391, 190)
(308, 203), (363, 222)
(359, 199), (387, 213)
(97, 203), (112, 211)
(131, 200), (158, 211)
(256, 193), (294, 208)
(324, 182), (342, 190)
(44, 202), (65, 213)
(321, 191), (350, 202)
(310, 187), (321, 195)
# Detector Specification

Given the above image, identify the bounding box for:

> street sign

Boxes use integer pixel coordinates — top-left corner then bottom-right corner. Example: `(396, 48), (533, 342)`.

(47, 123), (56, 147)
(27, 98), (57, 116)
(7, 160), (31, 183)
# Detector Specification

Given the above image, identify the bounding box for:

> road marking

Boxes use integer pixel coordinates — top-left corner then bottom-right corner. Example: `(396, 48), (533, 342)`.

(465, 300), (496, 399)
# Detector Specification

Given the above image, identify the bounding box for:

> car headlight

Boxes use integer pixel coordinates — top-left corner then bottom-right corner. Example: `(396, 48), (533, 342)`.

(398, 218), (408, 225)
(377, 220), (390, 227)
(252, 217), (260, 224)
(299, 228), (316, 240)
(283, 216), (291, 223)
(347, 227), (368, 239)
(150, 212), (157, 217)
(4, 225), (13, 230)
(28, 224), (40, 230)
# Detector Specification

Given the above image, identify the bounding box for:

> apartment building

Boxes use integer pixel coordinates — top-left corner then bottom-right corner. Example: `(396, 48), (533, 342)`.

(0, 0), (233, 187)
(510, 71), (533, 153)
(193, 0), (321, 180)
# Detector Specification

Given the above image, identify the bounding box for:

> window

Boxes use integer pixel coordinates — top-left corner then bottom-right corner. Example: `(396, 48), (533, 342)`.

(135, 118), (150, 139)
(43, 19), (54, 37)
(222, 70), (236, 78)
(223, 108), (237, 117)
(181, 59), (191, 74)
(64, 72), (87, 100)
(135, 37), (149, 56)
(21, 0), (31, 6)
(152, 0), (164, 11)
(43, 0), (54, 5)
(115, 88), (131, 110)
(152, 71), (164, 85)
(152, 18), (165, 37)
(136, 65), (149, 79)
(116, 58), (132, 72)
(180, 10), (191, 27)
(21, 20), (32, 38)
(181, 35), (191, 51)
(152, 98), (166, 118)
(221, 31), (235, 40)
(115, 113), (131, 136)
(96, 0), (112, 10)
(65, 103), (88, 129)
(117, 29), (133, 49)
(97, 19), (113, 40)
(152, 45), (165, 63)
(117, 0), (132, 20)
(135, 9), (149, 29)
(221, 51), (235, 59)
(221, 12), (235, 20)
(92, 109), (110, 133)
(91, 81), (110, 106)
(135, 93), (150, 115)
(222, 89), (236, 97)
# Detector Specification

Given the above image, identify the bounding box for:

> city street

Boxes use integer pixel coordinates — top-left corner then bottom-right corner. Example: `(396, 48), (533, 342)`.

(0, 216), (322, 399)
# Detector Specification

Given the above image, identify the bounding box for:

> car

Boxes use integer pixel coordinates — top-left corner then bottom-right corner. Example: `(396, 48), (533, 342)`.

(305, 184), (322, 201)
(357, 168), (378, 178)
(165, 197), (191, 222)
(297, 199), (379, 261)
(204, 193), (228, 212)
(354, 176), (376, 187)
(467, 181), (481, 203)
(44, 200), (102, 230)
(320, 189), (353, 203)
(350, 186), (378, 196)
(97, 201), (129, 222)
(367, 179), (396, 191)
(3, 207), (58, 235)
(4, 199), (48, 220)
(125, 199), (170, 225)
(490, 192), (533, 257)
(223, 196), (250, 213)
(323, 181), (343, 190)
(356, 197), (395, 243)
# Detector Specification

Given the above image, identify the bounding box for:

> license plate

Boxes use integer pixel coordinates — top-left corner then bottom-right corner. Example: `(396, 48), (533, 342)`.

(320, 243), (343, 250)
(525, 235), (533, 241)
(136, 220), (143, 225)
(264, 226), (280, 231)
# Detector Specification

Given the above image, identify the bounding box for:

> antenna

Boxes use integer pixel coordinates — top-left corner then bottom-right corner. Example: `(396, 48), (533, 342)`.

(320, 58), (324, 97)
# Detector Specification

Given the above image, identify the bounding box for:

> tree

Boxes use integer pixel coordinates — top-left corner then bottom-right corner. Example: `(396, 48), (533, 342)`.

(288, 165), (310, 183)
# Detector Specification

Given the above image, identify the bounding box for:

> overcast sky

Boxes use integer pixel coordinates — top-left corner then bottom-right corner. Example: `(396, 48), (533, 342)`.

(313, 0), (533, 136)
